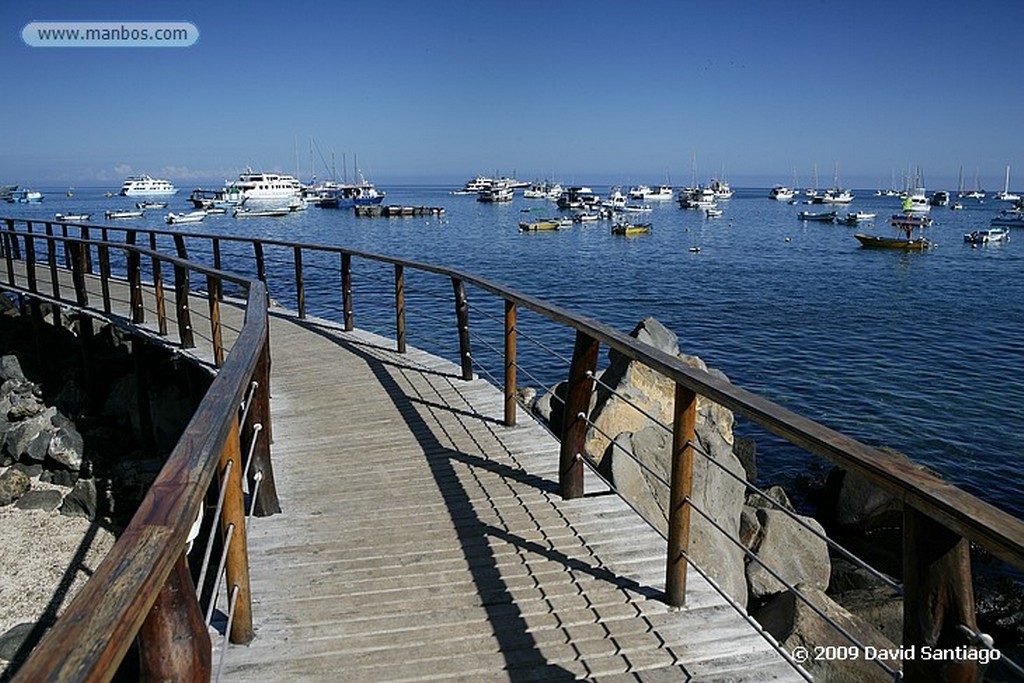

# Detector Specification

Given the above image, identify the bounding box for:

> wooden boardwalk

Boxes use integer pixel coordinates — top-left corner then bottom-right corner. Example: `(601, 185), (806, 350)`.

(216, 310), (803, 682)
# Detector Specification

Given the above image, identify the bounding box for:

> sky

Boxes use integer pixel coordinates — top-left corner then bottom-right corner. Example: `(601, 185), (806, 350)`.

(3, 0), (1023, 190)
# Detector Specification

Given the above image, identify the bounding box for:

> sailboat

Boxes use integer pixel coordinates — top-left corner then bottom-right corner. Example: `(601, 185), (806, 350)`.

(994, 165), (1020, 202)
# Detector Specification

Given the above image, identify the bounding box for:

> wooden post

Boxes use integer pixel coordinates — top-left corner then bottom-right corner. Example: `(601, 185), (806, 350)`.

(253, 241), (267, 308)
(23, 233), (37, 295)
(504, 300), (517, 427)
(902, 506), (978, 683)
(212, 237), (222, 273)
(45, 223), (61, 300)
(207, 275), (224, 367)
(137, 554), (211, 682)
(246, 337), (281, 517)
(151, 234), (168, 336)
(3, 221), (15, 287)
(218, 415), (254, 644)
(559, 331), (599, 499)
(172, 238), (194, 349)
(128, 246), (144, 324)
(98, 243), (112, 314)
(70, 241), (89, 307)
(341, 253), (353, 331)
(665, 384), (697, 607)
(452, 278), (473, 380)
(294, 246), (305, 319)
(80, 226), (92, 274)
(394, 264), (406, 353)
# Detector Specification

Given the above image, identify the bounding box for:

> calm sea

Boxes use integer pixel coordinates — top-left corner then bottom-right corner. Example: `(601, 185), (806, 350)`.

(9, 185), (1024, 518)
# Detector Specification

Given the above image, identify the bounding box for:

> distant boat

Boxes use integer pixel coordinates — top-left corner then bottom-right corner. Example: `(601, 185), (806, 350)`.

(929, 190), (950, 207)
(611, 220), (652, 236)
(233, 207), (290, 218)
(964, 228), (1009, 245)
(165, 210), (207, 224)
(518, 219), (561, 231)
(798, 210), (837, 222)
(136, 200), (167, 210)
(769, 185), (795, 201)
(891, 213), (933, 228)
(119, 175), (178, 196)
(54, 213), (91, 222)
(477, 180), (514, 203)
(5, 189), (43, 203)
(994, 165), (1020, 202)
(856, 216), (934, 249)
(840, 211), (876, 224)
(710, 178), (733, 199)
(990, 210), (1024, 228)
(104, 209), (145, 220)
(705, 207), (724, 218)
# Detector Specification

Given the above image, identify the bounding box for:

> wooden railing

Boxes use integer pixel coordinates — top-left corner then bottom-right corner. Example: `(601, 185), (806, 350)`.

(0, 221), (280, 681)
(2, 217), (1022, 682)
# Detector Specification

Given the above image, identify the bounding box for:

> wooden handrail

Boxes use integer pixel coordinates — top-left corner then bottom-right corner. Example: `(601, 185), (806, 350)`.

(0, 224), (273, 681)
(4, 217), (1021, 683)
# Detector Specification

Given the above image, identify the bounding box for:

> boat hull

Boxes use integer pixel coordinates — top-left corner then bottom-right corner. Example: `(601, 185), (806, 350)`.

(855, 233), (933, 250)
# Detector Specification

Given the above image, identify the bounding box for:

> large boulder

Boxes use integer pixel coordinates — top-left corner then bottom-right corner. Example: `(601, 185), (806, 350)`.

(5, 407), (57, 462)
(746, 507), (831, 601)
(0, 468), (31, 506)
(754, 584), (902, 683)
(586, 318), (749, 603)
(47, 413), (84, 471)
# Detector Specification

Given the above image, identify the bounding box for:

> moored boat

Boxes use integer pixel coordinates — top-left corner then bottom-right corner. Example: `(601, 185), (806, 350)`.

(164, 211), (207, 224)
(119, 175), (178, 196)
(232, 168), (302, 202)
(136, 200), (167, 210)
(769, 185), (795, 201)
(990, 210), (1024, 228)
(54, 213), (91, 222)
(855, 233), (934, 250)
(611, 220), (652, 236)
(840, 211), (876, 224)
(798, 210), (837, 222)
(964, 228), (1009, 245)
(518, 219), (561, 231)
(104, 209), (145, 220)
(891, 213), (933, 228)
(5, 189), (44, 203)
(233, 207), (290, 218)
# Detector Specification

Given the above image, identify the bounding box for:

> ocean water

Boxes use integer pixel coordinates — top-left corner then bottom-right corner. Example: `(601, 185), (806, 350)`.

(7, 185), (1023, 519)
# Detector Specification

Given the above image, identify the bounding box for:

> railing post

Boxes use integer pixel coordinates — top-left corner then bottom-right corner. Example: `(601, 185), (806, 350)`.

(341, 253), (353, 331)
(902, 506), (978, 683)
(3, 220), (15, 287)
(219, 415), (254, 644)
(394, 264), (406, 353)
(173, 236), (195, 349)
(98, 241), (112, 314)
(253, 241), (268, 307)
(212, 236), (222, 273)
(45, 223), (61, 300)
(70, 241), (89, 308)
(294, 246), (305, 319)
(128, 245), (144, 324)
(207, 274), (224, 367)
(137, 553), (211, 682)
(559, 330), (598, 499)
(666, 384), (697, 607)
(452, 277), (473, 380)
(150, 234), (168, 336)
(247, 336), (281, 517)
(80, 226), (92, 274)
(504, 300), (517, 427)
(23, 232), (37, 295)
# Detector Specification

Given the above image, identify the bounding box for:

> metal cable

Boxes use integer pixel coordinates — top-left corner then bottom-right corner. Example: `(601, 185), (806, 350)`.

(196, 460), (233, 597)
(205, 522), (235, 627)
(215, 584), (241, 683)
(575, 411), (672, 490)
(957, 624), (1024, 677)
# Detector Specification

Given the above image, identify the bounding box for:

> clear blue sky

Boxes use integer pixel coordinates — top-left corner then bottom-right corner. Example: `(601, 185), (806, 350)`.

(4, 0), (1023, 189)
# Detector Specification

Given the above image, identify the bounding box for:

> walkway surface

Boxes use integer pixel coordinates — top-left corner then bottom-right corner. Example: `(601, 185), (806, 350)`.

(216, 309), (803, 682)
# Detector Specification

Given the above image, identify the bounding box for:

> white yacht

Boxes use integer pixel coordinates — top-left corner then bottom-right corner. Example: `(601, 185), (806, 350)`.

(233, 168), (303, 202)
(769, 186), (796, 201)
(119, 175), (178, 196)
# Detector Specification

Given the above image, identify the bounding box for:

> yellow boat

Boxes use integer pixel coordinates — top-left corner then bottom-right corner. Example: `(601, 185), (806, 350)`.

(611, 221), (652, 236)
(518, 219), (561, 231)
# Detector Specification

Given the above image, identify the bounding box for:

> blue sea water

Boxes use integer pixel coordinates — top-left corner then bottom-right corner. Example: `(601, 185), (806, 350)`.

(8, 185), (1024, 518)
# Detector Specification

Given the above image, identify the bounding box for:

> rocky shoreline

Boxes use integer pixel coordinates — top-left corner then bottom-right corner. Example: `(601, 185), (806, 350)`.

(524, 317), (1022, 682)
(0, 298), (209, 678)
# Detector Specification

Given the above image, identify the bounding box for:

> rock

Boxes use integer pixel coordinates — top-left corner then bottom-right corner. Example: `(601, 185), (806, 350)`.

(747, 484), (795, 512)
(54, 379), (89, 417)
(831, 586), (903, 645)
(746, 508), (830, 600)
(754, 585), (901, 683)
(59, 478), (97, 519)
(5, 407), (57, 462)
(829, 557), (893, 594)
(47, 414), (84, 471)
(531, 380), (566, 433)
(4, 382), (45, 420)
(14, 488), (64, 511)
(0, 355), (26, 383)
(0, 468), (31, 506)
(590, 318), (748, 603)
(734, 436), (757, 483)
(739, 506), (762, 548)
(0, 622), (38, 662)
(515, 386), (537, 410)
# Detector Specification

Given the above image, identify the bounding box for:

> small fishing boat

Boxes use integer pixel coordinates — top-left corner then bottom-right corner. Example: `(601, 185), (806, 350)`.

(611, 221), (652, 236)
(518, 219), (561, 231)
(233, 207), (290, 218)
(855, 217), (934, 250)
(55, 213), (91, 222)
(990, 210), (1024, 228)
(104, 209), (145, 220)
(890, 213), (933, 228)
(840, 211), (876, 225)
(136, 201), (167, 210)
(964, 228), (1009, 245)
(798, 210), (837, 222)
(705, 208), (724, 218)
(165, 211), (207, 224)
(6, 189), (44, 203)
